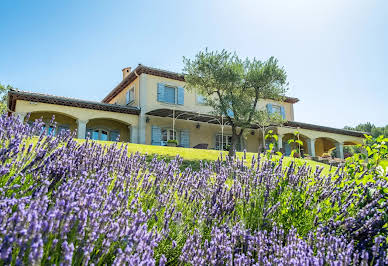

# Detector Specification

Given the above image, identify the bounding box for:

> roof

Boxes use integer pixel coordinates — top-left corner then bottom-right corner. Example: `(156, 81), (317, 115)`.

(146, 108), (365, 138)
(8, 89), (140, 115)
(284, 121), (366, 138)
(102, 64), (300, 104)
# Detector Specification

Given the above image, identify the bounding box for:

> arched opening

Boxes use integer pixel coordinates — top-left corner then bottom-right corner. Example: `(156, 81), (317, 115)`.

(86, 118), (130, 142)
(282, 133), (310, 157)
(341, 141), (362, 158)
(315, 137), (337, 157)
(27, 111), (77, 136)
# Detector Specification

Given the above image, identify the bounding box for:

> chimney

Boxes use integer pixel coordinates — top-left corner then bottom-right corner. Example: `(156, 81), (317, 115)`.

(122, 67), (131, 79)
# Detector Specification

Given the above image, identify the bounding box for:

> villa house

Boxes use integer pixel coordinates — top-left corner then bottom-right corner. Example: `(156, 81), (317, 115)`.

(7, 64), (365, 159)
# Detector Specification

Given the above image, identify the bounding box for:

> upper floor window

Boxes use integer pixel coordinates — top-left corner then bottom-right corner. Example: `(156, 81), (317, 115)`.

(157, 83), (184, 105)
(266, 103), (286, 119)
(126, 86), (135, 105)
(196, 94), (205, 104)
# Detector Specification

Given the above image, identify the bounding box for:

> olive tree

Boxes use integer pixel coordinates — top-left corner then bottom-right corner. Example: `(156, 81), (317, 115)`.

(183, 49), (288, 156)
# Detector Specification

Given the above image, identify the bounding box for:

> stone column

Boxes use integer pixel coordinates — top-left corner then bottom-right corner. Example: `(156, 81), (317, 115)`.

(336, 142), (344, 159)
(15, 112), (27, 123)
(77, 119), (88, 139)
(129, 125), (139, 143)
(277, 134), (283, 151)
(308, 138), (316, 157)
(138, 73), (147, 144)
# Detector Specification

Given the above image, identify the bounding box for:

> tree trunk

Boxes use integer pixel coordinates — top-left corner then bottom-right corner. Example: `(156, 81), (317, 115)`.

(262, 127), (266, 153)
(228, 133), (239, 158)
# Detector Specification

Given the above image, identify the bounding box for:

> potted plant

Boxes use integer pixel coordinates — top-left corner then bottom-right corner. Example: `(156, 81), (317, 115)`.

(167, 139), (178, 147)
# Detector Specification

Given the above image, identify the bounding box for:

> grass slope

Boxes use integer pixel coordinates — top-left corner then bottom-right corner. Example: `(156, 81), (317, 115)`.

(79, 139), (333, 174)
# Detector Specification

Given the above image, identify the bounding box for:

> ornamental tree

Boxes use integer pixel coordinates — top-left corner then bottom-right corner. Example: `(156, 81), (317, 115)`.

(254, 110), (285, 152)
(183, 49), (288, 156)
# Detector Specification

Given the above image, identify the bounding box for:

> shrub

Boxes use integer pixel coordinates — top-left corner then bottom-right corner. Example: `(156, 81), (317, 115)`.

(0, 115), (387, 265)
(167, 139), (178, 145)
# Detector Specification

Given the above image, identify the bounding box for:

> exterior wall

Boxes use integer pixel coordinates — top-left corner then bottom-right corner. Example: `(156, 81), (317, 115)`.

(315, 138), (336, 156)
(141, 74), (213, 114)
(258, 99), (294, 121)
(108, 77), (140, 107)
(114, 73), (295, 120)
(146, 116), (261, 152)
(277, 126), (364, 145)
(87, 119), (130, 142)
(15, 100), (139, 127)
(28, 112), (78, 132)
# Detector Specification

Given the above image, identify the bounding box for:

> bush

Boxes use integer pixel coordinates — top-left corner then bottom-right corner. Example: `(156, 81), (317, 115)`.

(0, 115), (387, 265)
(167, 139), (178, 145)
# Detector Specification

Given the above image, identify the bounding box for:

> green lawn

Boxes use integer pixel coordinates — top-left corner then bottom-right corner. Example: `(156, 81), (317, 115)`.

(78, 139), (333, 174)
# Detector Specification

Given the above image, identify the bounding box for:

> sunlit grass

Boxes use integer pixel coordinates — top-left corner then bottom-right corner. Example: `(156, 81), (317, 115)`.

(75, 139), (333, 175)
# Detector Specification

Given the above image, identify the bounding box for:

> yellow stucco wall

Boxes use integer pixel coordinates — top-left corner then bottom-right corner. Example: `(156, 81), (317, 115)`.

(106, 73), (295, 121)
(28, 112), (78, 132)
(108, 77), (140, 107)
(15, 100), (139, 127)
(146, 116), (261, 152)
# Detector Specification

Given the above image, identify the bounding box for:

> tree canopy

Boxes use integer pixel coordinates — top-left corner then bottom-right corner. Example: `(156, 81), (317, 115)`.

(183, 49), (288, 156)
(0, 83), (13, 113)
(345, 122), (388, 139)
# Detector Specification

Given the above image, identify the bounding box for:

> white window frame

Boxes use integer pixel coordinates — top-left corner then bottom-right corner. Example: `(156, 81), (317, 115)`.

(86, 127), (120, 142)
(215, 134), (233, 150)
(272, 105), (282, 115)
(160, 128), (177, 146)
(164, 85), (178, 105)
(126, 86), (135, 105)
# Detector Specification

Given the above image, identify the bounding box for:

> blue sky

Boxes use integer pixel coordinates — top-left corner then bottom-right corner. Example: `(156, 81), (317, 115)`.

(1, 0), (387, 128)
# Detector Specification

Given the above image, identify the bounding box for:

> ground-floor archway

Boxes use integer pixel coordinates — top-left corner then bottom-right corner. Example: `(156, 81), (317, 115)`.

(27, 111), (77, 136)
(86, 118), (131, 142)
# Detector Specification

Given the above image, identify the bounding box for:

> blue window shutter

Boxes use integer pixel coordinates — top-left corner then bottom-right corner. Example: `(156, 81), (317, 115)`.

(266, 103), (273, 114)
(280, 106), (286, 119)
(227, 108), (234, 118)
(151, 126), (162, 145)
(157, 83), (165, 102)
(180, 130), (190, 148)
(177, 87), (184, 105)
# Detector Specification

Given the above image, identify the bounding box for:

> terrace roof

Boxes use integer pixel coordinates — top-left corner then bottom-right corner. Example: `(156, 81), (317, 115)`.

(146, 108), (365, 138)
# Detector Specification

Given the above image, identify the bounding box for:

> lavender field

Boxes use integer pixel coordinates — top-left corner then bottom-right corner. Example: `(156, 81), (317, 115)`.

(0, 115), (387, 265)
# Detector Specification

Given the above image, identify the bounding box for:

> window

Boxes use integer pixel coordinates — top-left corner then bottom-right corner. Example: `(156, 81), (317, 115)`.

(87, 128), (120, 142)
(215, 134), (232, 150)
(38, 124), (70, 136)
(126, 86), (135, 104)
(215, 134), (241, 150)
(197, 94), (205, 104)
(164, 86), (176, 104)
(272, 105), (281, 115)
(161, 129), (176, 146)
(157, 83), (184, 105)
(266, 103), (286, 119)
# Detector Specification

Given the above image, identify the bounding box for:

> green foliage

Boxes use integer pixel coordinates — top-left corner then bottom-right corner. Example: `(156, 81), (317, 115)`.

(345, 122), (388, 139)
(287, 131), (303, 158)
(183, 49), (288, 155)
(0, 83), (14, 113)
(167, 139), (178, 145)
(345, 134), (388, 180)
